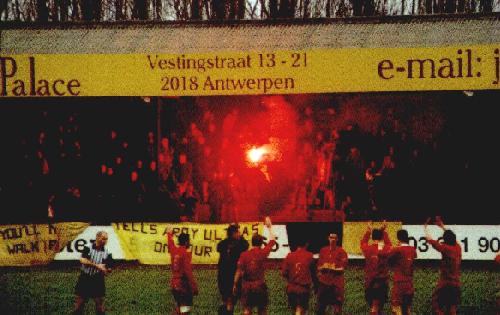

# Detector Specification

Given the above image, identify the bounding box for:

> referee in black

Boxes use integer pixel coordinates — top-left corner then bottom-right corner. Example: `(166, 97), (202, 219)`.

(73, 231), (113, 315)
(216, 223), (249, 315)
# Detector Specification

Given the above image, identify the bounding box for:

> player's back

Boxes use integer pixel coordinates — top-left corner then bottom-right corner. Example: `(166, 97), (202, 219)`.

(363, 244), (391, 285)
(217, 238), (248, 273)
(390, 245), (417, 282)
(170, 246), (190, 290)
(439, 243), (462, 286)
(428, 239), (462, 286)
(283, 248), (314, 287)
(239, 247), (268, 282)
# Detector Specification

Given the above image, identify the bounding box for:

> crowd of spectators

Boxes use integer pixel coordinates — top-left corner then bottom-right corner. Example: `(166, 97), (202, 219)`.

(0, 93), (489, 224)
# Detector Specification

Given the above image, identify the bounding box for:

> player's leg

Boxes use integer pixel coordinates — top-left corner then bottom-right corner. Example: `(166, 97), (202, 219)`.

(402, 293), (414, 315)
(378, 281), (389, 314)
(219, 295), (234, 314)
(178, 304), (192, 314)
(220, 275), (236, 315)
(391, 305), (403, 315)
(293, 291), (309, 315)
(94, 297), (105, 315)
(391, 283), (403, 315)
(287, 292), (296, 315)
(300, 290), (311, 315)
(333, 283), (345, 315)
(370, 300), (381, 315)
(240, 287), (252, 315)
(172, 290), (191, 315)
(316, 284), (328, 315)
(182, 291), (195, 314)
(315, 304), (327, 315)
(333, 302), (343, 315)
(226, 296), (235, 315)
(448, 285), (461, 315)
(257, 286), (269, 315)
(448, 305), (457, 315)
(73, 295), (87, 315)
(295, 305), (305, 315)
(431, 287), (445, 315)
(366, 287), (380, 315)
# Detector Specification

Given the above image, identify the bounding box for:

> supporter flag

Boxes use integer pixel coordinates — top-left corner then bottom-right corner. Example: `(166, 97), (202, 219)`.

(112, 222), (261, 264)
(0, 222), (89, 266)
(342, 221), (402, 257)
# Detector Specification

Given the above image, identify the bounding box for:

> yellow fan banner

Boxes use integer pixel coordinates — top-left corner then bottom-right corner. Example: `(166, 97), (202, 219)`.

(342, 221), (402, 257)
(112, 222), (261, 264)
(0, 222), (90, 266)
(1, 45), (499, 97)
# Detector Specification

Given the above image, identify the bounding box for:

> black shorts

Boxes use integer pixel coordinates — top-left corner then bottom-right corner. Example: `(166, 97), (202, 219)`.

(75, 273), (105, 298)
(433, 285), (461, 309)
(365, 278), (388, 306)
(317, 283), (344, 306)
(172, 290), (194, 307)
(241, 284), (268, 309)
(287, 292), (310, 310)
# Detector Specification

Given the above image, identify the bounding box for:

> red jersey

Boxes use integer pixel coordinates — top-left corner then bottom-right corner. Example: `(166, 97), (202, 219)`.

(428, 240), (461, 287)
(167, 233), (198, 294)
(332, 210), (346, 222)
(237, 240), (276, 285)
(360, 230), (392, 288)
(282, 248), (314, 293)
(495, 254), (500, 265)
(389, 244), (417, 283)
(317, 246), (348, 287)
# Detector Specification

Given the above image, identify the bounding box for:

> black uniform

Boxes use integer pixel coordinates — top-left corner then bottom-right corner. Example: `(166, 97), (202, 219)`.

(217, 237), (249, 300)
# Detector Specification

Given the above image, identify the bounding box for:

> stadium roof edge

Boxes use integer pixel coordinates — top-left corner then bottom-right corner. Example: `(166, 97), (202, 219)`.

(2, 13), (499, 53)
(1, 12), (499, 30)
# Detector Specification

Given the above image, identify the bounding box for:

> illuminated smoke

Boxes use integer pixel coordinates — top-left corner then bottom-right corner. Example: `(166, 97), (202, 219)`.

(190, 93), (446, 221)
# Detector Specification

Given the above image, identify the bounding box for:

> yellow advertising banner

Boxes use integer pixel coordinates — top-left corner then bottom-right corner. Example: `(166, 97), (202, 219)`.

(1, 45), (499, 97)
(0, 222), (89, 266)
(342, 221), (402, 256)
(112, 222), (261, 264)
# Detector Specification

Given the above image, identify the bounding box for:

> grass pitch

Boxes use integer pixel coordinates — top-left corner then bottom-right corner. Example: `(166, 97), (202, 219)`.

(0, 264), (498, 314)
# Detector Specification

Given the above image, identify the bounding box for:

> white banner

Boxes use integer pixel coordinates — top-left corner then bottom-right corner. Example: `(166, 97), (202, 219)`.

(54, 226), (125, 260)
(403, 225), (500, 261)
(262, 224), (290, 259)
(53, 224), (499, 261)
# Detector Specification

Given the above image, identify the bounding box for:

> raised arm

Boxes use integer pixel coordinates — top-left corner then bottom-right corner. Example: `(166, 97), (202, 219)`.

(262, 216), (276, 256)
(166, 227), (176, 253)
(424, 217), (446, 253)
(435, 216), (447, 231)
(381, 221), (392, 248)
(424, 217), (433, 241)
(360, 222), (372, 254)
